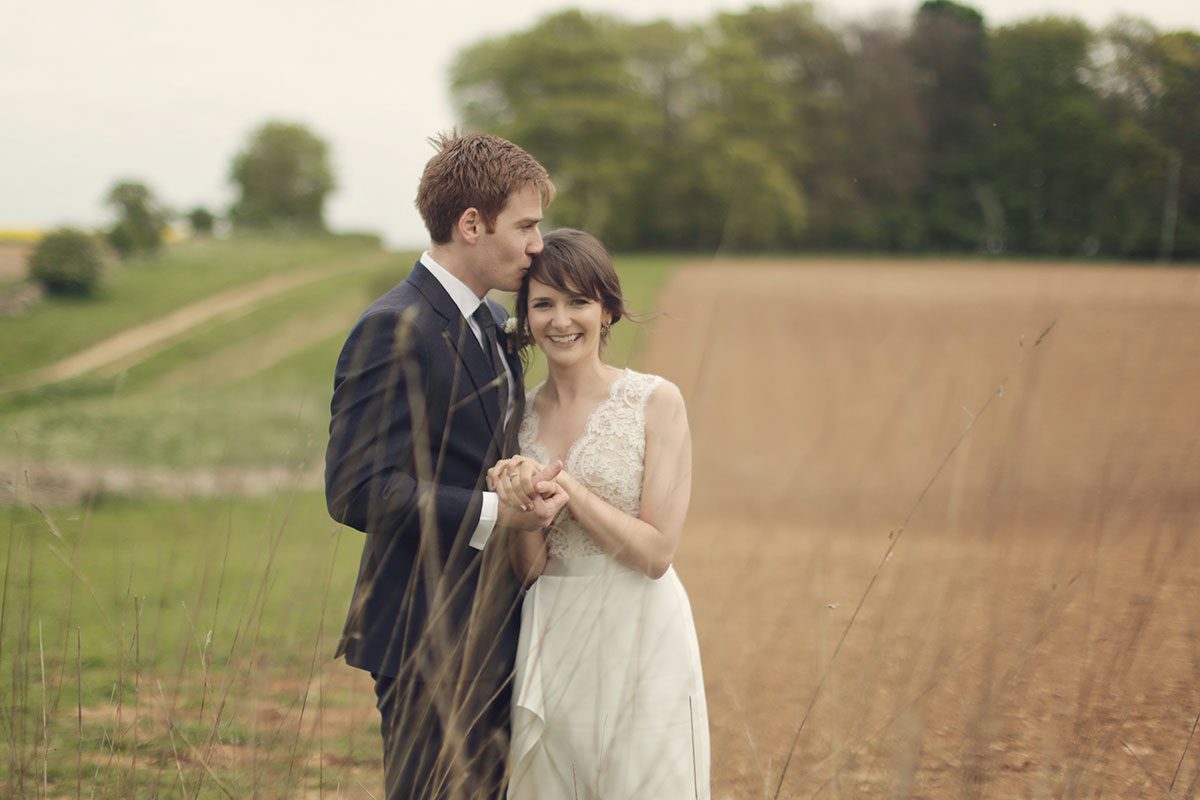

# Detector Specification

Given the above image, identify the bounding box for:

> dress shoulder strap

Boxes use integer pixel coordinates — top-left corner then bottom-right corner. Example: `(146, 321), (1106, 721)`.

(613, 370), (665, 415)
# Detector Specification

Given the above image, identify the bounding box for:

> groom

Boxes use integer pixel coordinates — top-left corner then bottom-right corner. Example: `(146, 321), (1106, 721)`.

(325, 132), (565, 799)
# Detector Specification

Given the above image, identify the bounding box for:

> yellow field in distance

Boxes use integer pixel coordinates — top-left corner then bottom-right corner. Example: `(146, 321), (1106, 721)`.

(0, 228), (43, 243)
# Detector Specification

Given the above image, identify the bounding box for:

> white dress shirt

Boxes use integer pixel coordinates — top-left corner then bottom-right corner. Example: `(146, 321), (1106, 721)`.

(419, 252), (514, 550)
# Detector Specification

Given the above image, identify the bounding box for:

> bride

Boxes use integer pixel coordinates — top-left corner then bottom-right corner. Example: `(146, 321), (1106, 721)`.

(487, 228), (710, 799)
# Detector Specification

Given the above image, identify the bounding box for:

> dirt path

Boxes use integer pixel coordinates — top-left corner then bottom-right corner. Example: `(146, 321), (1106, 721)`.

(147, 293), (365, 392)
(639, 260), (1200, 798)
(2, 252), (389, 392)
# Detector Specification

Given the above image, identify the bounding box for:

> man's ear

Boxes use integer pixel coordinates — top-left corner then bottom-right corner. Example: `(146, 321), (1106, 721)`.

(456, 208), (482, 244)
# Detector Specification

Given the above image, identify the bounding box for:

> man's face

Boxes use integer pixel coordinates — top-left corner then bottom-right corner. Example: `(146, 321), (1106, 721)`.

(474, 184), (544, 293)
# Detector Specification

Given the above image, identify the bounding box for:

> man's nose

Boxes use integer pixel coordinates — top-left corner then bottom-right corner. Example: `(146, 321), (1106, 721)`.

(528, 227), (543, 254)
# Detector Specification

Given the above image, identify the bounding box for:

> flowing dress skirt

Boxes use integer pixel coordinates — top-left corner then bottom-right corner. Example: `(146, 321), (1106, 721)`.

(508, 555), (710, 799)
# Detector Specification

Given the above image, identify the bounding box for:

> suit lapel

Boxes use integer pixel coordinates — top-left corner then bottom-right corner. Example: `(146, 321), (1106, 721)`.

(408, 263), (503, 437)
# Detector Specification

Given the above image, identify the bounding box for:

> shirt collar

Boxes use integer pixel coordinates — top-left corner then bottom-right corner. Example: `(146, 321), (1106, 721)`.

(420, 251), (484, 321)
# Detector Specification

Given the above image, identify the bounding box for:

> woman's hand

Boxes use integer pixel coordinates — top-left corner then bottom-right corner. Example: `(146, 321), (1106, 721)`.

(498, 467), (569, 535)
(489, 456), (561, 512)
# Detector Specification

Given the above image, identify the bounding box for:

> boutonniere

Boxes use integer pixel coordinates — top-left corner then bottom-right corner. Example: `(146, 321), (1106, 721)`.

(501, 317), (520, 351)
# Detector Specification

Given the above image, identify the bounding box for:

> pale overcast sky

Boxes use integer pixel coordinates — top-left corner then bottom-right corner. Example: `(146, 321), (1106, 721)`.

(4, 0), (1197, 248)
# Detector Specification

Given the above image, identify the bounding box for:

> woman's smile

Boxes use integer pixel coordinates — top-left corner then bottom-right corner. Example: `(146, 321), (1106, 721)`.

(524, 276), (607, 364)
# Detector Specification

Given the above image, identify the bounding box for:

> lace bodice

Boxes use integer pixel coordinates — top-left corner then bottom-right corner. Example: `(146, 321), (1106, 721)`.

(518, 369), (665, 559)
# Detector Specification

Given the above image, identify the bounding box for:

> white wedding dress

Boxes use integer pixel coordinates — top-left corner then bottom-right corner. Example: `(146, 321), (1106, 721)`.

(508, 369), (711, 800)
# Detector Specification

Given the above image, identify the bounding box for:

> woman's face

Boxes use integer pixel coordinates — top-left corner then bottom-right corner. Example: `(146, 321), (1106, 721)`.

(526, 278), (608, 368)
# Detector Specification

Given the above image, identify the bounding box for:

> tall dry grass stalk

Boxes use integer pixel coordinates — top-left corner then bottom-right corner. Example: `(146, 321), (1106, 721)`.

(5, 260), (1200, 798)
(2, 464), (358, 797)
(770, 323), (1057, 798)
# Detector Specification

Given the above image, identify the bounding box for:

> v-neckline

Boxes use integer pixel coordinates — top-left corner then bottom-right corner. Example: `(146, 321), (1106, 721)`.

(527, 369), (629, 467)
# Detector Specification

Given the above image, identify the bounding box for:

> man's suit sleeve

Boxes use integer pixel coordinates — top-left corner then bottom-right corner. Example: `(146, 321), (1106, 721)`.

(324, 308), (482, 540)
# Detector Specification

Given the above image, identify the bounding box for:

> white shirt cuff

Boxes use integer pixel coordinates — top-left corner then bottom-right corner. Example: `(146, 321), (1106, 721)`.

(470, 491), (499, 550)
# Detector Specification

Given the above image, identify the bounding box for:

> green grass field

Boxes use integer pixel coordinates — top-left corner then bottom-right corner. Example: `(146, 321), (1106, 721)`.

(0, 237), (681, 796)
(3, 492), (370, 796)
(0, 235), (386, 380)
(1, 238), (678, 471)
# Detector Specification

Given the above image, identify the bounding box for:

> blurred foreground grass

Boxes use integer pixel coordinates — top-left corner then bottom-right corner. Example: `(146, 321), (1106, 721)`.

(2, 491), (375, 796)
(0, 238), (681, 796)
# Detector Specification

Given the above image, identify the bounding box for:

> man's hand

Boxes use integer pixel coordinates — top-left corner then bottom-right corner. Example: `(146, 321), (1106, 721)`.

(489, 457), (563, 512)
(497, 471), (568, 532)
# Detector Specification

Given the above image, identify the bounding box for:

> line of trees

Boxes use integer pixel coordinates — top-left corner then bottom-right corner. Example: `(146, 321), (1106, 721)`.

(26, 121), (336, 297)
(104, 122), (335, 259)
(452, 2), (1199, 259)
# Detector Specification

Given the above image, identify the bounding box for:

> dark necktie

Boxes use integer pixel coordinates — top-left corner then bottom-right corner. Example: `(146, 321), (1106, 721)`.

(472, 303), (509, 416)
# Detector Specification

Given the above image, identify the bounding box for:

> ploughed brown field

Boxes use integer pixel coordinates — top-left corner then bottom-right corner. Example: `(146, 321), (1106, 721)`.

(317, 259), (1197, 798)
(640, 260), (1200, 798)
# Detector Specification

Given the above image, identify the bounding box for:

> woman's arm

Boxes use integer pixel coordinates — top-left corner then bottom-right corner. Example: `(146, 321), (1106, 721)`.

(508, 527), (549, 587)
(492, 467), (567, 586)
(550, 382), (692, 579)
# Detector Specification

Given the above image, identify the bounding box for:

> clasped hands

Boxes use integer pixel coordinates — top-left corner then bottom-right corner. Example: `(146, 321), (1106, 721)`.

(487, 455), (569, 532)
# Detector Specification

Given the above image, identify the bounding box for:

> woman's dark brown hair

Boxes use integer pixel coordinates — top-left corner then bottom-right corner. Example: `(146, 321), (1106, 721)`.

(513, 228), (627, 358)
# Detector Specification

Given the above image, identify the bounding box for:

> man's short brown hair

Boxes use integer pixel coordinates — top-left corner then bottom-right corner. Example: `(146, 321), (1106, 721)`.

(416, 132), (555, 244)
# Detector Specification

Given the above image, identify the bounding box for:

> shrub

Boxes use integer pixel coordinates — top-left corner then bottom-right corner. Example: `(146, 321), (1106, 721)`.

(187, 207), (217, 236)
(27, 228), (106, 296)
(105, 180), (168, 258)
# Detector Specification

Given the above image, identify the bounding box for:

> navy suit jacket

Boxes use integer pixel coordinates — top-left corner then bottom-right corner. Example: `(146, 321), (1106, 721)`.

(325, 261), (525, 685)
